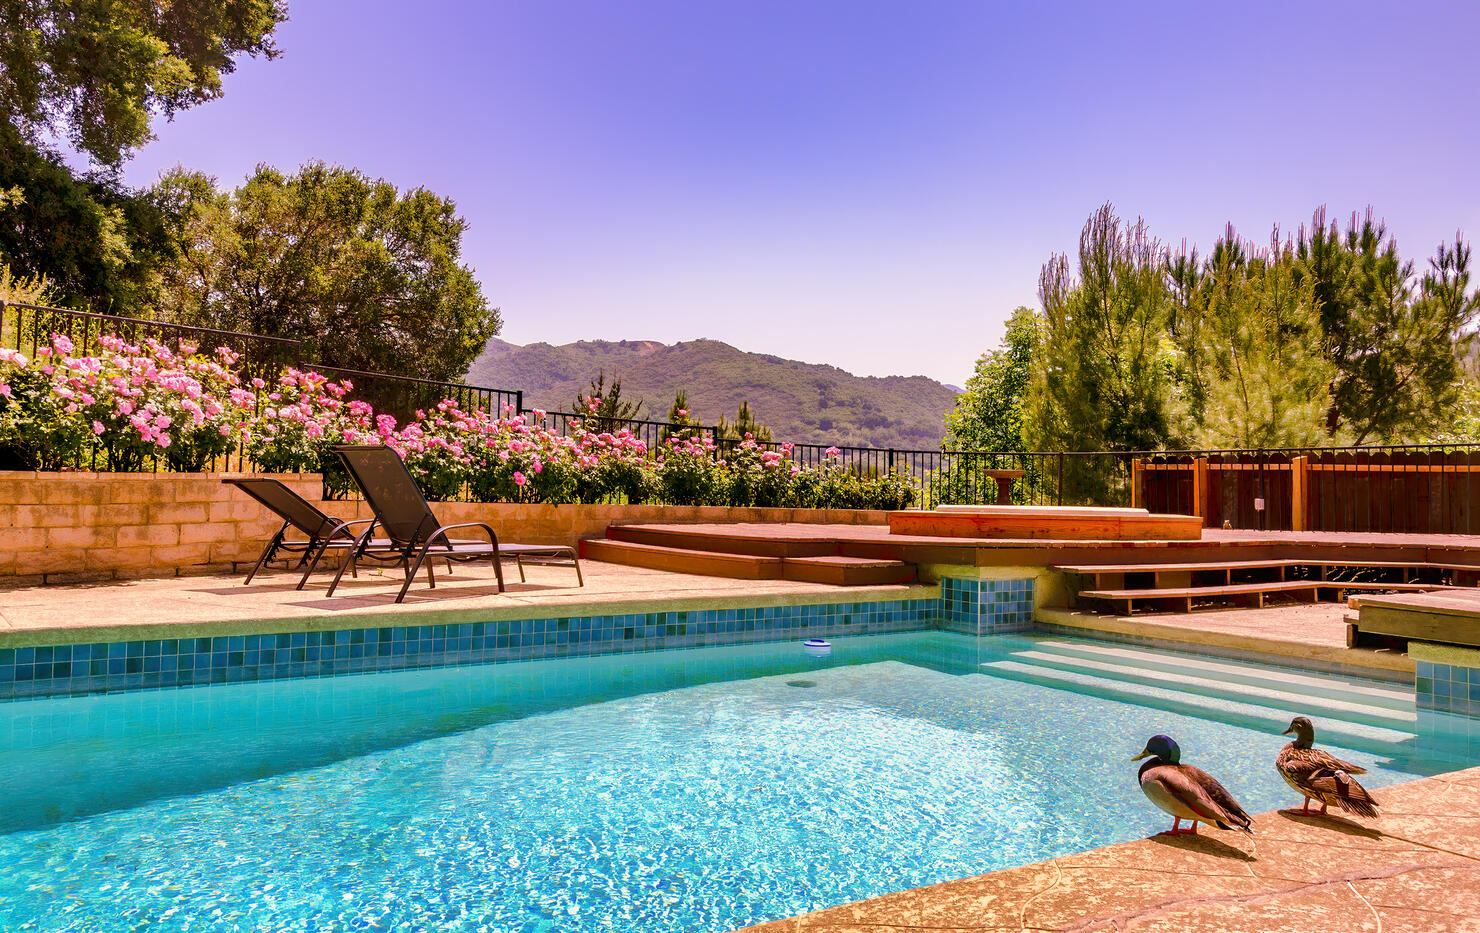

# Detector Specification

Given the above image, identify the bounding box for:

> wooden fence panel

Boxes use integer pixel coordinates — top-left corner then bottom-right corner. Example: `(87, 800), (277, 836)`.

(1127, 449), (1480, 534)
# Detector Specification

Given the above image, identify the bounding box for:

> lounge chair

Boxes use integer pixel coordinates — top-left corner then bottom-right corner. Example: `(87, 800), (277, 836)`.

(222, 478), (379, 588)
(327, 444), (584, 602)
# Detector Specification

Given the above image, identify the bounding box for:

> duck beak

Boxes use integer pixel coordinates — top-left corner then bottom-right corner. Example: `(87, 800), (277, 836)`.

(1281, 726), (1295, 735)
(1130, 749), (1152, 761)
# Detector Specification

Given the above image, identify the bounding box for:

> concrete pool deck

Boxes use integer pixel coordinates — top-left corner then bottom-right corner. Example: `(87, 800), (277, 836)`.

(0, 560), (934, 647)
(735, 765), (1480, 933)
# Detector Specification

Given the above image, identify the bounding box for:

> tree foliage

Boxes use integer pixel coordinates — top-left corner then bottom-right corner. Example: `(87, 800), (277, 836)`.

(977, 203), (1480, 461)
(1294, 209), (1479, 443)
(0, 0), (286, 165)
(1179, 232), (1332, 448)
(0, 125), (176, 311)
(943, 306), (1039, 451)
(1027, 204), (1181, 455)
(0, 260), (51, 305)
(153, 162), (499, 381)
(661, 388), (704, 442)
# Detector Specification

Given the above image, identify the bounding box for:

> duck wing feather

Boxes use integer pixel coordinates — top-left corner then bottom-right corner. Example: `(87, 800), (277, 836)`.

(1152, 764), (1254, 833)
(1277, 746), (1379, 817)
(1301, 746), (1367, 775)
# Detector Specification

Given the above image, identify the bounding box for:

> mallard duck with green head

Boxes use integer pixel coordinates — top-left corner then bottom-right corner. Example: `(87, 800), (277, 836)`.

(1275, 716), (1379, 818)
(1132, 734), (1254, 836)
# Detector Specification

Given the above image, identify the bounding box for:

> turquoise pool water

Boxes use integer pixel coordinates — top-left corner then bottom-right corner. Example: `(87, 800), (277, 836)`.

(0, 631), (1472, 932)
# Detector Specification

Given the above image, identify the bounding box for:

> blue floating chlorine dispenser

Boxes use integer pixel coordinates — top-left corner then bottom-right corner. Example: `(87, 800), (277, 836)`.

(802, 638), (832, 658)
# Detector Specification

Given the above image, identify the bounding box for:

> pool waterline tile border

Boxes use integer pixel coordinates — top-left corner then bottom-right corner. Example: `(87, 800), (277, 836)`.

(0, 592), (978, 701)
(0, 574), (1228, 703)
(1417, 660), (1480, 717)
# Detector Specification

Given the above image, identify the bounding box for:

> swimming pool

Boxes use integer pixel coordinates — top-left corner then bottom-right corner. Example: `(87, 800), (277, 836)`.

(0, 631), (1472, 932)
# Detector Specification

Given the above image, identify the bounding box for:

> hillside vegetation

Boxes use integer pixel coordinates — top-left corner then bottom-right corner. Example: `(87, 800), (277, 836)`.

(466, 338), (958, 449)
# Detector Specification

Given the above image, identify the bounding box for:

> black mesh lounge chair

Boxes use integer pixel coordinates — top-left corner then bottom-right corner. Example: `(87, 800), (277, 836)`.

(222, 478), (380, 588)
(327, 444), (584, 603)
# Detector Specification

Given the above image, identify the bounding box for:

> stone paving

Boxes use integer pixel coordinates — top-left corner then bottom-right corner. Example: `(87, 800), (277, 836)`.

(734, 766), (1480, 933)
(0, 559), (931, 646)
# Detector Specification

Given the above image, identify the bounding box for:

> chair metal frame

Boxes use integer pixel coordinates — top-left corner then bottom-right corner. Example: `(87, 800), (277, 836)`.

(222, 478), (378, 589)
(326, 445), (583, 603)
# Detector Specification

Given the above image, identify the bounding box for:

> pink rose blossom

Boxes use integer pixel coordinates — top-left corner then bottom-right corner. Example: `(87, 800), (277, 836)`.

(513, 471), (526, 486)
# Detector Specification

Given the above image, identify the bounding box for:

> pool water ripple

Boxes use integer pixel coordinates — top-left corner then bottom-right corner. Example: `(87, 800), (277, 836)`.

(0, 634), (1470, 932)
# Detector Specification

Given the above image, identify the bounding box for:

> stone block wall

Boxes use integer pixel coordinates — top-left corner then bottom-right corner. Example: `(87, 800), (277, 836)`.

(0, 472), (326, 585)
(0, 472), (888, 585)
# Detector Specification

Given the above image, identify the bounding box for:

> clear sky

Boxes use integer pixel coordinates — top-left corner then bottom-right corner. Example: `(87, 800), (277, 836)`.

(120, 0), (1480, 386)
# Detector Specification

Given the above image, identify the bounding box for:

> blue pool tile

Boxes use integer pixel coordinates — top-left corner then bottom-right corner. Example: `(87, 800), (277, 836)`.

(0, 586), (982, 702)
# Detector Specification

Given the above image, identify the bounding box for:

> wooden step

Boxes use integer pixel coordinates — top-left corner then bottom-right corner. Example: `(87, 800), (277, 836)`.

(1057, 560), (1306, 576)
(1081, 579), (1458, 614)
(580, 539), (783, 580)
(782, 555), (916, 586)
(581, 538), (916, 586)
(606, 524), (839, 558)
(1058, 558), (1476, 577)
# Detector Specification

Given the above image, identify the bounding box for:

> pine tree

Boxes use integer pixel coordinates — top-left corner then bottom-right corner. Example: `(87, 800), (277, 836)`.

(1293, 208), (1480, 442)
(661, 389), (704, 442)
(1025, 203), (1180, 499)
(574, 371), (643, 434)
(717, 400), (773, 443)
(1189, 232), (1332, 448)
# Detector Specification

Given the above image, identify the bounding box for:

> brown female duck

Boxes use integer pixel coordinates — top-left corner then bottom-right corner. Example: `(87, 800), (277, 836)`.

(1275, 716), (1379, 818)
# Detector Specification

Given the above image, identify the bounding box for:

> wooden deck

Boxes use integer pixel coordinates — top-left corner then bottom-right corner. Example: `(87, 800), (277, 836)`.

(1349, 588), (1480, 649)
(596, 522), (1480, 567)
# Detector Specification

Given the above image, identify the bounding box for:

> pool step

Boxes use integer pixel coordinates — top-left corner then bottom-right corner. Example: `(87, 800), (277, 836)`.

(974, 661), (1415, 755)
(1006, 639), (1413, 711)
(990, 649), (1414, 731)
(579, 539), (915, 586)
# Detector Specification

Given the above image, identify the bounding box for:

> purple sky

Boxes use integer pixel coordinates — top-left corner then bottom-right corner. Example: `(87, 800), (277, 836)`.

(121, 0), (1480, 386)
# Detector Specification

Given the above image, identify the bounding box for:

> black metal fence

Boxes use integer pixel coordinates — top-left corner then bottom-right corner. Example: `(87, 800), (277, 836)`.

(522, 409), (1133, 509)
(0, 300), (1138, 507)
(1, 301), (300, 379)
(16, 301), (1480, 523)
(0, 301), (524, 422)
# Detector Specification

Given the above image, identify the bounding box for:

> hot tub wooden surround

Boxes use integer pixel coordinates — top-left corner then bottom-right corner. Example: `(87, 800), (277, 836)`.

(890, 504), (1205, 541)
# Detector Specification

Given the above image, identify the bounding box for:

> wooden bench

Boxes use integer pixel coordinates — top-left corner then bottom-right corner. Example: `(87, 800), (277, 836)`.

(1345, 590), (1480, 649)
(1080, 580), (1456, 614)
(1058, 559), (1479, 601)
(1056, 560), (1307, 589)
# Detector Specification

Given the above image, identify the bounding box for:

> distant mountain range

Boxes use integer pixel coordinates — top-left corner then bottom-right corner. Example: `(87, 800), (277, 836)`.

(465, 338), (960, 450)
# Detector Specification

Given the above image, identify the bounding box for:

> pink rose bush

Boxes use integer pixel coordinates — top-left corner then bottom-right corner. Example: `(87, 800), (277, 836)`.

(0, 335), (239, 471)
(239, 368), (372, 497)
(0, 331), (917, 509)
